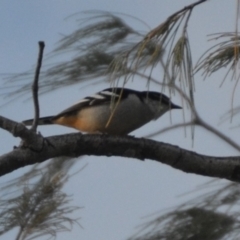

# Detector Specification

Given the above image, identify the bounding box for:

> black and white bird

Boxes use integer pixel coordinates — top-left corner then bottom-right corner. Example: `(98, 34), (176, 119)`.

(22, 88), (181, 135)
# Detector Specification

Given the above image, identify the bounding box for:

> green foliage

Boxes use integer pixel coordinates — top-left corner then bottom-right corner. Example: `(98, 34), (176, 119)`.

(129, 181), (240, 240)
(129, 208), (234, 240)
(0, 158), (82, 240)
(3, 9), (197, 103)
(195, 32), (240, 83)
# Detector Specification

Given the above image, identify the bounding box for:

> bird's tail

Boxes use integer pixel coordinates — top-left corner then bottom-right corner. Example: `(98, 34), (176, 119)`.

(22, 116), (54, 126)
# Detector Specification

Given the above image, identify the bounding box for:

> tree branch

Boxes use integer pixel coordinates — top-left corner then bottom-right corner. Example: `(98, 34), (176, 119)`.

(31, 41), (45, 132)
(0, 115), (44, 148)
(1, 124), (240, 182)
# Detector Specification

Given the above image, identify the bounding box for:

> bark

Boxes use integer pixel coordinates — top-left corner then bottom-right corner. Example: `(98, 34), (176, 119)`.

(1, 115), (240, 182)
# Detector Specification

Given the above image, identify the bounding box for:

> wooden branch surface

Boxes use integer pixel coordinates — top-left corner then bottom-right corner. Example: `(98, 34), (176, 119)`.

(1, 115), (240, 182)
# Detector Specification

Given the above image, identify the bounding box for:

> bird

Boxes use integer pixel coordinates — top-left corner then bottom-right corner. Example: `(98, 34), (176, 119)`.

(22, 88), (181, 135)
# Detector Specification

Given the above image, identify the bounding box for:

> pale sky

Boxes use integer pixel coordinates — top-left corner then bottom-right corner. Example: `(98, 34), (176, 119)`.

(0, 1), (238, 240)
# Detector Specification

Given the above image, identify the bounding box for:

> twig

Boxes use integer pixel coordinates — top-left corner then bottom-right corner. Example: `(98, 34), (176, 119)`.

(145, 121), (193, 138)
(31, 41), (45, 132)
(146, 0), (207, 39)
(159, 58), (240, 152)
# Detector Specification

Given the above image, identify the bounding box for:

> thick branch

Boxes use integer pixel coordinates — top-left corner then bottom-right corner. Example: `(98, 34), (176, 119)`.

(1, 130), (240, 182)
(0, 115), (43, 147)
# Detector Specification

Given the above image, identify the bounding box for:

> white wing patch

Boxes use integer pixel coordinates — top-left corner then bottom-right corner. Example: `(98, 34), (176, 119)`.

(67, 90), (121, 108)
(91, 94), (105, 99)
(73, 98), (90, 105)
(101, 91), (119, 97)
